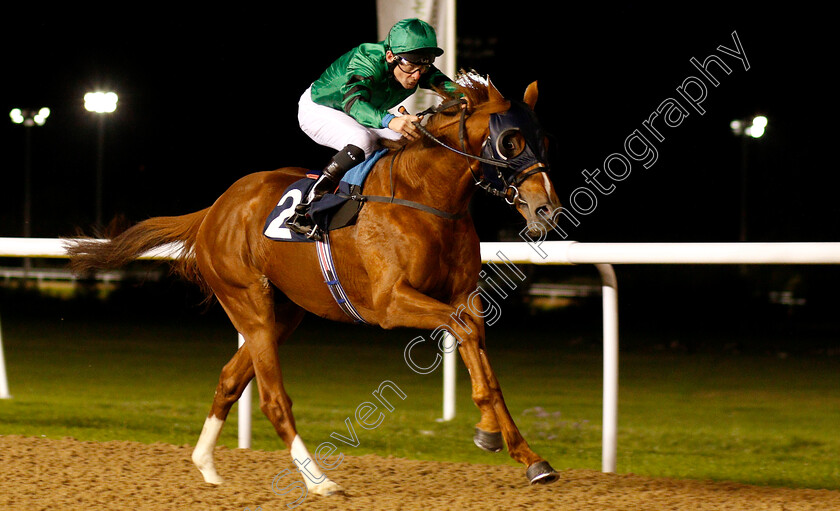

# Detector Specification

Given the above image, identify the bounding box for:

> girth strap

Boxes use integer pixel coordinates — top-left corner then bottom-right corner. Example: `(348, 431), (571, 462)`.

(316, 232), (368, 324)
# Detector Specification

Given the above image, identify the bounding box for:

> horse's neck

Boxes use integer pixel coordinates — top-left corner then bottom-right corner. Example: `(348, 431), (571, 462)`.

(380, 143), (476, 215)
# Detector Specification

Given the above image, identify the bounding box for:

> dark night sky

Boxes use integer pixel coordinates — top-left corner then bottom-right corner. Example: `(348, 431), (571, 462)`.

(1, 5), (836, 243)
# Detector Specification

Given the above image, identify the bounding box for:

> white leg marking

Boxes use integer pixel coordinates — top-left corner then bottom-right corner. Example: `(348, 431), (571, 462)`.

(192, 416), (225, 484)
(290, 434), (344, 496)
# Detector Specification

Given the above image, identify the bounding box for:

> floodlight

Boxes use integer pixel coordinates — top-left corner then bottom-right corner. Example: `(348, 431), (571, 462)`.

(9, 107), (50, 126)
(84, 91), (118, 113)
(33, 108), (50, 126)
(10, 109), (24, 124)
(731, 115), (767, 138)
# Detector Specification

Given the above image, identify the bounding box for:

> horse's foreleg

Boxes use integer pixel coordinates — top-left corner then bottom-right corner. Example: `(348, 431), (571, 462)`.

(192, 344), (255, 484)
(456, 330), (558, 484)
(469, 335), (503, 453)
(379, 283), (558, 484)
(475, 345), (558, 483)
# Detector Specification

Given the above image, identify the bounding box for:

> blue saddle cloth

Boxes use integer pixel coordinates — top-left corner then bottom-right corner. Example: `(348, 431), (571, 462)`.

(342, 148), (386, 187)
(263, 149), (386, 242)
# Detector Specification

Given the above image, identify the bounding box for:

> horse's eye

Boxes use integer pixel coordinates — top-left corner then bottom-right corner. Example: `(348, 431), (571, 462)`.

(496, 130), (525, 160)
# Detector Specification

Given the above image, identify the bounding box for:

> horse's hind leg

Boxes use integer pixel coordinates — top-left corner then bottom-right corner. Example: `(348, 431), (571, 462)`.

(192, 277), (342, 494)
(192, 342), (255, 484)
(242, 300), (343, 496)
(192, 300), (305, 485)
(192, 298), (308, 484)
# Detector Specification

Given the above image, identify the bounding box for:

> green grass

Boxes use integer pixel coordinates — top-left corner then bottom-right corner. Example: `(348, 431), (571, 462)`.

(1, 307), (839, 490)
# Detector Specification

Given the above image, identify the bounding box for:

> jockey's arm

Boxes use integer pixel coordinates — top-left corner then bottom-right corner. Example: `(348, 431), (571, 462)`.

(340, 75), (393, 129)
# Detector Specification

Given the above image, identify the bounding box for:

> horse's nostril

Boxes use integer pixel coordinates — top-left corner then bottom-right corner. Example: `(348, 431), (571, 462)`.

(535, 205), (551, 220)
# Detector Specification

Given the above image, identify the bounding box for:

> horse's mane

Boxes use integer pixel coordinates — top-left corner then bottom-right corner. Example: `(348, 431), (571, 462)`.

(451, 71), (493, 109)
(425, 71), (493, 133)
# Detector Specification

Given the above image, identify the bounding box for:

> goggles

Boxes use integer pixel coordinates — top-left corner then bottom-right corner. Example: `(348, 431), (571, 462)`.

(396, 56), (431, 75)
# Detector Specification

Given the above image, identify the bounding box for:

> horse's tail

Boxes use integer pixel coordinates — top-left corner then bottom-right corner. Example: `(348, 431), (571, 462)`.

(65, 208), (211, 292)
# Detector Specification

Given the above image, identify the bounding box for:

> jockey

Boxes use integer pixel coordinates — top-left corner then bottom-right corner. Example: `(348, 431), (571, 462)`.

(287, 18), (458, 239)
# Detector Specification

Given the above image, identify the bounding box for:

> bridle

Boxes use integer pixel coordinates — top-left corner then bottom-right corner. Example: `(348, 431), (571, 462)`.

(405, 98), (551, 207)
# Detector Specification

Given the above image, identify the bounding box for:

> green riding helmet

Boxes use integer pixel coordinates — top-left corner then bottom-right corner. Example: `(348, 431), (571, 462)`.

(386, 18), (444, 65)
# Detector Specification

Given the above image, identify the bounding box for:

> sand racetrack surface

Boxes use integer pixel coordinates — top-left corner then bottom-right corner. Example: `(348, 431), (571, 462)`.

(2, 435), (838, 510)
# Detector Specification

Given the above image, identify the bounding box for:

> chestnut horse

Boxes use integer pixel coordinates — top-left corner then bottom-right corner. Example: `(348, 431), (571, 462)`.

(66, 74), (562, 496)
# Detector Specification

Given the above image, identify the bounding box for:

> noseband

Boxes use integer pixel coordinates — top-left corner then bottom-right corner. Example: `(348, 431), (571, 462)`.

(407, 98), (551, 206)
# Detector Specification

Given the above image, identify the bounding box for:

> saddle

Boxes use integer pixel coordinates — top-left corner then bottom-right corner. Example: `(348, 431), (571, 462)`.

(263, 149), (387, 242)
(264, 143), (465, 243)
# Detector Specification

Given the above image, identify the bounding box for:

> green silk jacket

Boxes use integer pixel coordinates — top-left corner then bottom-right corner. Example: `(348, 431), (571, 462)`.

(309, 42), (454, 129)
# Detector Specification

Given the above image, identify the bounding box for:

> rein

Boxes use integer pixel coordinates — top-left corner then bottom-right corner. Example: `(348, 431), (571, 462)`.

(407, 101), (513, 169)
(332, 99), (472, 221)
(338, 97), (544, 220)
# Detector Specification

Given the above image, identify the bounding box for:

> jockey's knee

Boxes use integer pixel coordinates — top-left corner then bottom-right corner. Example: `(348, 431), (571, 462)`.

(345, 133), (381, 159)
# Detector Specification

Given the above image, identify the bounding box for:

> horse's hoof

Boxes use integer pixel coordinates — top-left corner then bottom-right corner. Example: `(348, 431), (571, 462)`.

(192, 453), (224, 485)
(311, 479), (344, 497)
(526, 461), (559, 485)
(473, 428), (504, 453)
(201, 472), (224, 485)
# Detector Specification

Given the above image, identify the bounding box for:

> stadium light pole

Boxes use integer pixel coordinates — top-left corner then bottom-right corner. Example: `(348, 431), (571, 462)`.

(730, 115), (768, 242)
(9, 107), (50, 279)
(84, 91), (118, 228)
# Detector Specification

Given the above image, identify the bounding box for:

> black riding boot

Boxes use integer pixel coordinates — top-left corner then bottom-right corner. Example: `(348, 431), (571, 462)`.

(286, 144), (365, 240)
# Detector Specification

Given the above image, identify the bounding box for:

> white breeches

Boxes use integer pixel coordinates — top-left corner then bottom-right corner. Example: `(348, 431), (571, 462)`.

(298, 86), (401, 158)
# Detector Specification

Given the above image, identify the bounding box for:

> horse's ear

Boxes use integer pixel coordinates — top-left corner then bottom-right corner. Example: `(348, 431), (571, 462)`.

(487, 77), (506, 104)
(524, 81), (538, 109)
